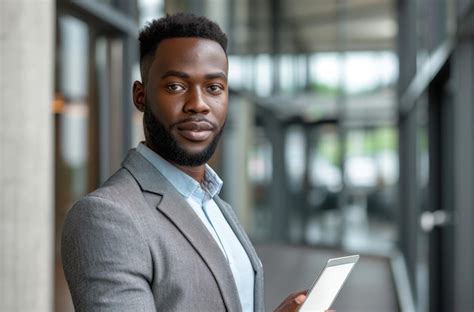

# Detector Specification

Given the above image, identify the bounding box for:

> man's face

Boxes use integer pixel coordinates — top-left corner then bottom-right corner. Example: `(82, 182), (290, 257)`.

(142, 38), (228, 166)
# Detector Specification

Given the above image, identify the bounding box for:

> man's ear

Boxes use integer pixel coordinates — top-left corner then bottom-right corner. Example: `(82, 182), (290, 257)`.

(133, 81), (146, 112)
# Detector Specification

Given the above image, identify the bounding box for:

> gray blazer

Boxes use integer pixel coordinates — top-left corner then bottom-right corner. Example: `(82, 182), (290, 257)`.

(61, 149), (264, 312)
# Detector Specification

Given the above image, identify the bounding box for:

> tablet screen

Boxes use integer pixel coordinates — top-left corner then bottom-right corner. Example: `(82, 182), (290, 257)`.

(299, 256), (358, 312)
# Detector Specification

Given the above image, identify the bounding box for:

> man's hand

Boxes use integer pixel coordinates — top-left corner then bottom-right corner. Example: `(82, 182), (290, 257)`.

(273, 290), (335, 312)
(273, 290), (307, 312)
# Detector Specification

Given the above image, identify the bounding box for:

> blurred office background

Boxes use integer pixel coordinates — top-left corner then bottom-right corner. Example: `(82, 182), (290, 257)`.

(1, 0), (473, 311)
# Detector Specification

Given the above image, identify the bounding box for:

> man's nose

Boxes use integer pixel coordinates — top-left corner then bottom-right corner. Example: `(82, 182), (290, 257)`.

(183, 87), (210, 114)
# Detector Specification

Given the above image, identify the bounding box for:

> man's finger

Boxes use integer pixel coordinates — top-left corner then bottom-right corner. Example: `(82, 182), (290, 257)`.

(294, 294), (306, 305)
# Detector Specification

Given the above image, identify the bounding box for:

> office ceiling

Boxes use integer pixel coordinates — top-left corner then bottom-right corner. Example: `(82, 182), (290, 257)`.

(230, 0), (396, 54)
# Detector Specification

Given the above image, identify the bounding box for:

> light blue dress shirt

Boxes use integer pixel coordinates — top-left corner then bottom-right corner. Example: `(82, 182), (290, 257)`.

(137, 143), (255, 311)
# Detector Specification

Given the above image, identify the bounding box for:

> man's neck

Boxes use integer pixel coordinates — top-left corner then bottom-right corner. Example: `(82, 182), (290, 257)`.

(145, 141), (206, 183)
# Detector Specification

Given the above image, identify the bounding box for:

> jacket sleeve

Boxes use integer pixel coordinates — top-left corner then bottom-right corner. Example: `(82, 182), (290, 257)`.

(61, 195), (156, 312)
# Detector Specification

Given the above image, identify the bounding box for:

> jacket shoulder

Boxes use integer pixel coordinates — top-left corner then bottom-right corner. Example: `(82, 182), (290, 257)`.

(88, 168), (142, 203)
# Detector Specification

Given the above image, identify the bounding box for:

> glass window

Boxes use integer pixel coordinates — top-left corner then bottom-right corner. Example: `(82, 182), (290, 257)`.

(343, 126), (399, 251)
(54, 15), (91, 312)
(138, 0), (164, 26)
(310, 52), (342, 95)
(285, 125), (306, 192)
(343, 51), (397, 95)
(305, 124), (342, 245)
(247, 127), (273, 241)
(254, 54), (272, 96)
(56, 16), (90, 216)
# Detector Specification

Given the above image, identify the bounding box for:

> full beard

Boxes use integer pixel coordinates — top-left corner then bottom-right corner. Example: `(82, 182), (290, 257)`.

(143, 104), (224, 167)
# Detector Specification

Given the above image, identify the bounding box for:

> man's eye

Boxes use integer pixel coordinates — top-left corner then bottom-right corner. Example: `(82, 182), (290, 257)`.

(208, 84), (223, 93)
(167, 84), (184, 92)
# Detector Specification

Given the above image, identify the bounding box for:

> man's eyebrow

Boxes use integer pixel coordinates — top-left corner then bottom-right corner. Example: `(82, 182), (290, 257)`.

(161, 70), (190, 79)
(160, 71), (227, 81)
(205, 72), (227, 81)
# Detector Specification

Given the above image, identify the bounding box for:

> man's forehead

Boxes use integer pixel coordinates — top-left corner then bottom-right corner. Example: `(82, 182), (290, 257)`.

(150, 37), (228, 74)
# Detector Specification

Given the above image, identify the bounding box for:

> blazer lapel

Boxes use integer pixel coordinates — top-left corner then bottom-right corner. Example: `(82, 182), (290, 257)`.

(122, 149), (242, 312)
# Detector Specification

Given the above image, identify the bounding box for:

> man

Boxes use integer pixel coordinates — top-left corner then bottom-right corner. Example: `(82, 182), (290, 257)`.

(61, 13), (307, 312)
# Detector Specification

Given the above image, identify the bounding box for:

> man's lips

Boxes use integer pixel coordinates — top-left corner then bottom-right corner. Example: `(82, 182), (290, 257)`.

(176, 121), (215, 142)
(177, 121), (214, 131)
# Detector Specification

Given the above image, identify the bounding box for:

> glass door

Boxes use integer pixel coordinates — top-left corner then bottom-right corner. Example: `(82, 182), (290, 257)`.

(416, 65), (454, 312)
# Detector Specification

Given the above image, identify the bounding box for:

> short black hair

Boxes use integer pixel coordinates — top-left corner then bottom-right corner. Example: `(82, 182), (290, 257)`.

(138, 13), (228, 82)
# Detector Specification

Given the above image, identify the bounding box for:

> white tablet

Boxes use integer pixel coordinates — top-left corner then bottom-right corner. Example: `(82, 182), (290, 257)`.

(298, 255), (359, 312)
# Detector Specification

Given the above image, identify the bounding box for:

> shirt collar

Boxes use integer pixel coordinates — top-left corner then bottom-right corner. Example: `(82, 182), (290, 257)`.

(136, 142), (223, 199)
